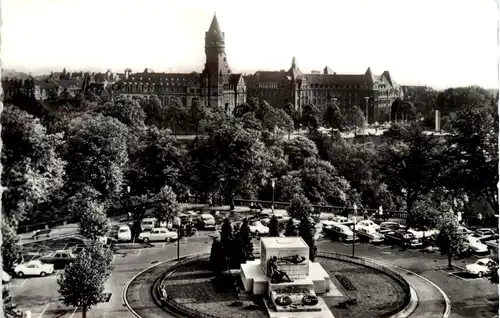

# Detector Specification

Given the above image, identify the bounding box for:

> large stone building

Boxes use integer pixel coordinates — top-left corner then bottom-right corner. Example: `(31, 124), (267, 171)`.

(244, 58), (403, 123)
(111, 14), (246, 112)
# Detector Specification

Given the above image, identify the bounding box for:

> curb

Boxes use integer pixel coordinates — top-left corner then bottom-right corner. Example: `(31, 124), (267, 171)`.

(20, 232), (78, 246)
(391, 286), (418, 318)
(366, 258), (451, 318)
(122, 252), (204, 318)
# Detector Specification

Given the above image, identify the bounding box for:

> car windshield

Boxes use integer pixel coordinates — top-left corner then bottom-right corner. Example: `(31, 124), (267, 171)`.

(477, 261), (486, 266)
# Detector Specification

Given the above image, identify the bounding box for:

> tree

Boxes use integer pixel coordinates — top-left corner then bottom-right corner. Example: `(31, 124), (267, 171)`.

(323, 103), (344, 134)
(299, 216), (317, 261)
(283, 136), (319, 170)
(58, 241), (113, 318)
(301, 104), (321, 132)
(436, 86), (491, 116)
(65, 113), (129, 201)
(165, 99), (188, 136)
(444, 104), (498, 213)
(189, 116), (270, 209)
(488, 254), (498, 284)
(262, 108), (294, 136)
(99, 99), (146, 128)
(209, 238), (227, 275)
(1, 217), (21, 271)
(220, 218), (234, 252)
(377, 124), (445, 225)
(128, 127), (186, 196)
(151, 185), (181, 224)
(2, 105), (66, 223)
(188, 99), (208, 137)
(269, 215), (280, 237)
(238, 218), (254, 259)
(285, 218), (296, 237)
(79, 201), (111, 240)
(3, 285), (21, 318)
(287, 193), (314, 219)
(435, 211), (467, 269)
(344, 105), (365, 130)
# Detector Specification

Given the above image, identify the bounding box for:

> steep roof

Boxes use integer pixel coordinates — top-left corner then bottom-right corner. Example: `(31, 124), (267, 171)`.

(229, 73), (244, 86)
(115, 72), (202, 86)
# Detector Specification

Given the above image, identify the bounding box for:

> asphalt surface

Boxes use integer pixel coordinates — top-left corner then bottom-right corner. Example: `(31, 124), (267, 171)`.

(11, 225), (498, 318)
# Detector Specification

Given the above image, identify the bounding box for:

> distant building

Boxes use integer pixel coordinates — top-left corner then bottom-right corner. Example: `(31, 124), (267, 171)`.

(244, 58), (403, 123)
(111, 14), (246, 112)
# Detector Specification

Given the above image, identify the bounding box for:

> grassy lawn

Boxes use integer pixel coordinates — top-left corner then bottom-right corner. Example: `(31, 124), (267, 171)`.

(21, 236), (84, 256)
(162, 257), (407, 318)
(319, 258), (406, 318)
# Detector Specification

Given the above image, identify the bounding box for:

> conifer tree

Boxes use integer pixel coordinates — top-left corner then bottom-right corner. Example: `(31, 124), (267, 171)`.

(299, 216), (317, 261)
(269, 215), (280, 237)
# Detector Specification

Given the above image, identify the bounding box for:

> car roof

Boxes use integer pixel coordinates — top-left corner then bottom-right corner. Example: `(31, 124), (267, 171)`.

(201, 214), (213, 217)
(477, 258), (493, 263)
(152, 227), (169, 231)
(142, 218), (156, 221)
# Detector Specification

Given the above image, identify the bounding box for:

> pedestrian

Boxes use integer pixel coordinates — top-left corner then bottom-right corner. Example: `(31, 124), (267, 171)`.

(477, 212), (483, 227)
(128, 211), (132, 221)
(208, 197), (213, 207)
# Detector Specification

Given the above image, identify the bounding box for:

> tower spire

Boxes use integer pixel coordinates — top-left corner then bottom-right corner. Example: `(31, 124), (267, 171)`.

(208, 12), (222, 35)
(291, 56), (297, 69)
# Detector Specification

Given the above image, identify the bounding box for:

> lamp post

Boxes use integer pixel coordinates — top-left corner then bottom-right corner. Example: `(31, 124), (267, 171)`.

(176, 218), (181, 260)
(364, 97), (370, 126)
(352, 216), (357, 258)
(271, 178), (276, 214)
(353, 203), (358, 217)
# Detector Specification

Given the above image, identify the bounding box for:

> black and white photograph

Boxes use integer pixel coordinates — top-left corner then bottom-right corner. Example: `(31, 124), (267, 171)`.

(0, 1), (498, 317)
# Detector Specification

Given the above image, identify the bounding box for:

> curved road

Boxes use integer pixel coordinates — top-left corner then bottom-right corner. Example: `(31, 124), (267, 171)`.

(125, 240), (450, 318)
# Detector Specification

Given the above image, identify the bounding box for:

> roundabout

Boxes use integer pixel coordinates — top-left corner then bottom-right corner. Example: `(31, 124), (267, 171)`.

(123, 244), (448, 318)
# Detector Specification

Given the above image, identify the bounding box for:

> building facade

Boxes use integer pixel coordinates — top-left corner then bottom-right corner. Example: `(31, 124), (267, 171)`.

(111, 14), (246, 112)
(244, 58), (403, 123)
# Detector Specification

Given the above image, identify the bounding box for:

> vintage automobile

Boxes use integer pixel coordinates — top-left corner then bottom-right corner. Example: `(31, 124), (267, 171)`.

(356, 227), (385, 244)
(138, 228), (179, 243)
(384, 230), (422, 248)
(39, 250), (76, 269)
(466, 258), (496, 277)
(195, 214), (217, 230)
(354, 220), (380, 232)
(473, 228), (499, 242)
(331, 216), (355, 226)
(249, 220), (270, 236)
(325, 224), (358, 242)
(464, 236), (489, 255)
(378, 222), (406, 235)
(14, 260), (55, 277)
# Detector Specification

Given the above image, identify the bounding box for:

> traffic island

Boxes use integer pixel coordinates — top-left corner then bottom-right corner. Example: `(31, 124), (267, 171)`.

(142, 248), (415, 318)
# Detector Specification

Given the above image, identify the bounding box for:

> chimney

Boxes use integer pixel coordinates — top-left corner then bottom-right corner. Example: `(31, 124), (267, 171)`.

(435, 109), (441, 132)
(125, 68), (132, 80)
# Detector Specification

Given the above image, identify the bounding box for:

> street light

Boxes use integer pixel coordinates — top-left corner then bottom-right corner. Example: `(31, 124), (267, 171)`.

(364, 97), (370, 126)
(353, 203), (358, 217)
(176, 218), (181, 260)
(352, 216), (357, 258)
(271, 179), (276, 214)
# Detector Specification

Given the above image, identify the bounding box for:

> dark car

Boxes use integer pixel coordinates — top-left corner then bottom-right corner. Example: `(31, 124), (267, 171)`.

(384, 231), (422, 248)
(378, 222), (406, 235)
(39, 250), (76, 270)
(71, 244), (86, 254)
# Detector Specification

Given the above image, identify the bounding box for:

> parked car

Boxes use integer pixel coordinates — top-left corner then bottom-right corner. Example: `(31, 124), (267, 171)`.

(464, 236), (489, 254)
(407, 228), (439, 239)
(354, 220), (380, 232)
(140, 217), (167, 232)
(195, 214), (216, 230)
(325, 224), (358, 242)
(71, 244), (86, 254)
(384, 231), (422, 248)
(2, 270), (12, 283)
(356, 227), (385, 244)
(331, 216), (354, 226)
(14, 260), (55, 277)
(321, 220), (336, 229)
(378, 222), (406, 235)
(39, 250), (76, 269)
(473, 228), (499, 242)
(110, 225), (132, 242)
(249, 220), (269, 236)
(457, 226), (474, 237)
(138, 228), (178, 243)
(466, 258), (496, 277)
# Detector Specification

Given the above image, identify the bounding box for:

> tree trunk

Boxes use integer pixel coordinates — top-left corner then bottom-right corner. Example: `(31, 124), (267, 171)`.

(229, 192), (235, 211)
(288, 129), (291, 140)
(82, 306), (87, 318)
(448, 253), (453, 269)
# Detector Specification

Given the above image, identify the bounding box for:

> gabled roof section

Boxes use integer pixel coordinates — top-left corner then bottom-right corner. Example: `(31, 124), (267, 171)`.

(381, 71), (392, 85)
(229, 73), (244, 86)
(365, 67), (375, 84)
(323, 66), (335, 75)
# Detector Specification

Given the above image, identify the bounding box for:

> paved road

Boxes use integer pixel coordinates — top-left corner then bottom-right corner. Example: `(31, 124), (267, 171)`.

(12, 228), (498, 317)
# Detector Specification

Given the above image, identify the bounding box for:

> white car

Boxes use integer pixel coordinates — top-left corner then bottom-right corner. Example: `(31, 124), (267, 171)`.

(14, 261), (54, 278)
(110, 225), (132, 242)
(138, 228), (178, 243)
(321, 220), (336, 229)
(466, 258), (496, 277)
(407, 228), (439, 239)
(331, 216), (354, 226)
(457, 226), (474, 236)
(249, 221), (269, 236)
(354, 220), (380, 232)
(464, 236), (489, 254)
(2, 270), (12, 283)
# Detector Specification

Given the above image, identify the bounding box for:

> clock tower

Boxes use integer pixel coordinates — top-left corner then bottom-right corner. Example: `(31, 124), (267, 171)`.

(203, 13), (231, 108)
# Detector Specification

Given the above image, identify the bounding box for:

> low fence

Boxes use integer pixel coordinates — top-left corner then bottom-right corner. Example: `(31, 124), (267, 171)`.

(317, 251), (412, 318)
(155, 251), (412, 318)
(17, 217), (79, 234)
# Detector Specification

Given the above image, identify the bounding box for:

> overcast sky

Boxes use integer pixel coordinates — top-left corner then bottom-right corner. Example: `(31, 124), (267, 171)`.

(2, 0), (498, 89)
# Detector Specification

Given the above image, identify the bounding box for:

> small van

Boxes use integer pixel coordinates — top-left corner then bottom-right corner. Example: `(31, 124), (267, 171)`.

(141, 217), (167, 232)
(116, 225), (132, 241)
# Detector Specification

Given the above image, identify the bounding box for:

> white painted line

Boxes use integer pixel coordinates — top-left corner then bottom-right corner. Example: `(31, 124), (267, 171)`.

(137, 249), (142, 256)
(62, 243), (69, 250)
(162, 243), (165, 249)
(196, 231), (199, 238)
(39, 303), (50, 317)
(20, 279), (27, 287)
(69, 307), (78, 318)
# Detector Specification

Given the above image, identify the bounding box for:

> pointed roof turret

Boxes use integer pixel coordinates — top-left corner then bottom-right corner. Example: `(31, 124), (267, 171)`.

(208, 13), (222, 35)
